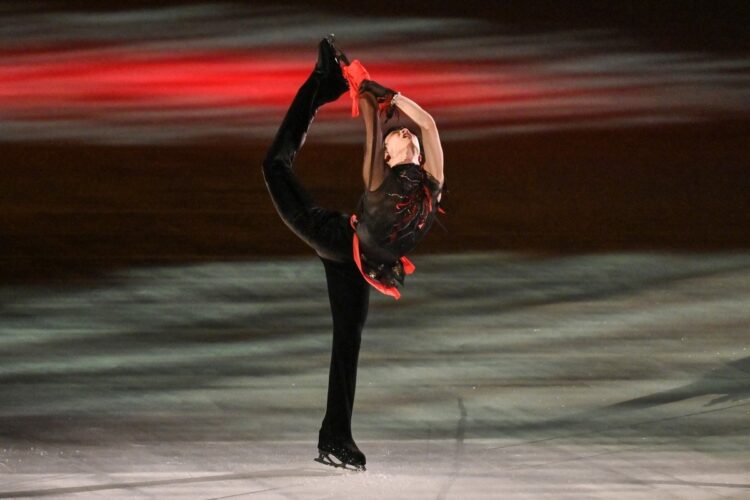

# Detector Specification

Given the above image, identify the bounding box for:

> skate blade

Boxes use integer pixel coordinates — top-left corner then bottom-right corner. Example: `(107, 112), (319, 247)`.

(314, 452), (366, 472)
(325, 33), (350, 66)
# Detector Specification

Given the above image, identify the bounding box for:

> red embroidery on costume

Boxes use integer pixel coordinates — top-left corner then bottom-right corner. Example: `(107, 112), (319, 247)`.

(387, 169), (435, 243)
(400, 256), (415, 275)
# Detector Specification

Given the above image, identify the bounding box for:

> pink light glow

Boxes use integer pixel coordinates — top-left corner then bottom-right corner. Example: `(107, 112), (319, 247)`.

(0, 4), (746, 143)
(0, 51), (514, 111)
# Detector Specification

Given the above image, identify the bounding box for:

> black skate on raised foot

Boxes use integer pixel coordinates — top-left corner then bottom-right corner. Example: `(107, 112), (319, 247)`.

(314, 440), (366, 472)
(312, 35), (349, 107)
(325, 34), (350, 66)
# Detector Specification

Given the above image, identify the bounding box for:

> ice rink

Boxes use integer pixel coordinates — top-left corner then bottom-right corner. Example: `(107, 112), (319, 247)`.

(2, 252), (749, 499)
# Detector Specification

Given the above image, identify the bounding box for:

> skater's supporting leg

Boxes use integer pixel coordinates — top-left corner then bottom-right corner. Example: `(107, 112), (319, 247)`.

(318, 257), (369, 469)
(319, 257), (369, 452)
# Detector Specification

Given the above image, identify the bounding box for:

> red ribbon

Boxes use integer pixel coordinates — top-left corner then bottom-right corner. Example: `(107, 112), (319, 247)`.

(341, 60), (371, 117)
(349, 214), (415, 299)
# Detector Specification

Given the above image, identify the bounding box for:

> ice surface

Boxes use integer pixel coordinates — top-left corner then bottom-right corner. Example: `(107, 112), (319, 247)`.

(1, 252), (749, 498)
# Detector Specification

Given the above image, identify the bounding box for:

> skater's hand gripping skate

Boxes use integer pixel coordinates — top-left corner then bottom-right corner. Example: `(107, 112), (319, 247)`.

(359, 79), (396, 100)
(360, 79), (399, 121)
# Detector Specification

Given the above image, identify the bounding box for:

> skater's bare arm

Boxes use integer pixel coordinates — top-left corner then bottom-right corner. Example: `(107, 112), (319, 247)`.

(393, 94), (444, 185)
(359, 92), (386, 190)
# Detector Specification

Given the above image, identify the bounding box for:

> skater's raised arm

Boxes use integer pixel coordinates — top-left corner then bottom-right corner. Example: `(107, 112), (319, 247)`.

(391, 94), (444, 185)
(358, 92), (387, 191)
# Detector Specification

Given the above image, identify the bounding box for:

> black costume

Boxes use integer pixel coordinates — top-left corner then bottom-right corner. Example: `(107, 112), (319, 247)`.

(262, 38), (442, 470)
(353, 162), (442, 293)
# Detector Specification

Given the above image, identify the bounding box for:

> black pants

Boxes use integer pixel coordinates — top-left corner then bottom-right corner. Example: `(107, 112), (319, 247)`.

(262, 76), (370, 445)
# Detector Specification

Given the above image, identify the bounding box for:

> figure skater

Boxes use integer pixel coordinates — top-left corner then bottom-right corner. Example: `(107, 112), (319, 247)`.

(261, 35), (444, 471)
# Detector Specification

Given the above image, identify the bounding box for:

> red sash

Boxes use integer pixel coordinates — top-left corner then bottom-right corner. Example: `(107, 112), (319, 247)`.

(349, 214), (415, 300)
(341, 60), (371, 117)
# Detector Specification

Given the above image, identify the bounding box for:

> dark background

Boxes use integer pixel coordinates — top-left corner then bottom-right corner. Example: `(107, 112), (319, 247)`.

(2, 1), (749, 284)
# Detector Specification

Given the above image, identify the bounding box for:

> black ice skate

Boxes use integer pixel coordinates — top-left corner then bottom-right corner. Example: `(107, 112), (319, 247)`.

(312, 35), (349, 108)
(325, 33), (350, 66)
(314, 440), (367, 471)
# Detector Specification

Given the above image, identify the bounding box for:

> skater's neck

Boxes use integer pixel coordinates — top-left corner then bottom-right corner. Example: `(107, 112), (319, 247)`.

(387, 152), (420, 168)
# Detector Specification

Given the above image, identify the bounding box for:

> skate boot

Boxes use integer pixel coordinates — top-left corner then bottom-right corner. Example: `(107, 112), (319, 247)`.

(263, 37), (346, 170)
(325, 33), (350, 66)
(315, 438), (366, 471)
(312, 35), (349, 108)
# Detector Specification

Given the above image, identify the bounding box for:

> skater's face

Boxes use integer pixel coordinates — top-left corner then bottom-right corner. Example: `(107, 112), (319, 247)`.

(384, 128), (421, 166)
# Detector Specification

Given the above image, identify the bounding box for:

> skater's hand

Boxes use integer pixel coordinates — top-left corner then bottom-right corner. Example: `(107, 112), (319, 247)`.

(359, 79), (396, 100)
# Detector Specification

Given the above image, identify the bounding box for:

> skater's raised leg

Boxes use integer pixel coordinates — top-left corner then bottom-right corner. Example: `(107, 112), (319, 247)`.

(262, 37), (350, 261)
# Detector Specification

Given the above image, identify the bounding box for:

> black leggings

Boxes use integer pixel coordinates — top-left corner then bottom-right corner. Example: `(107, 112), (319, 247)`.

(262, 75), (370, 445)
